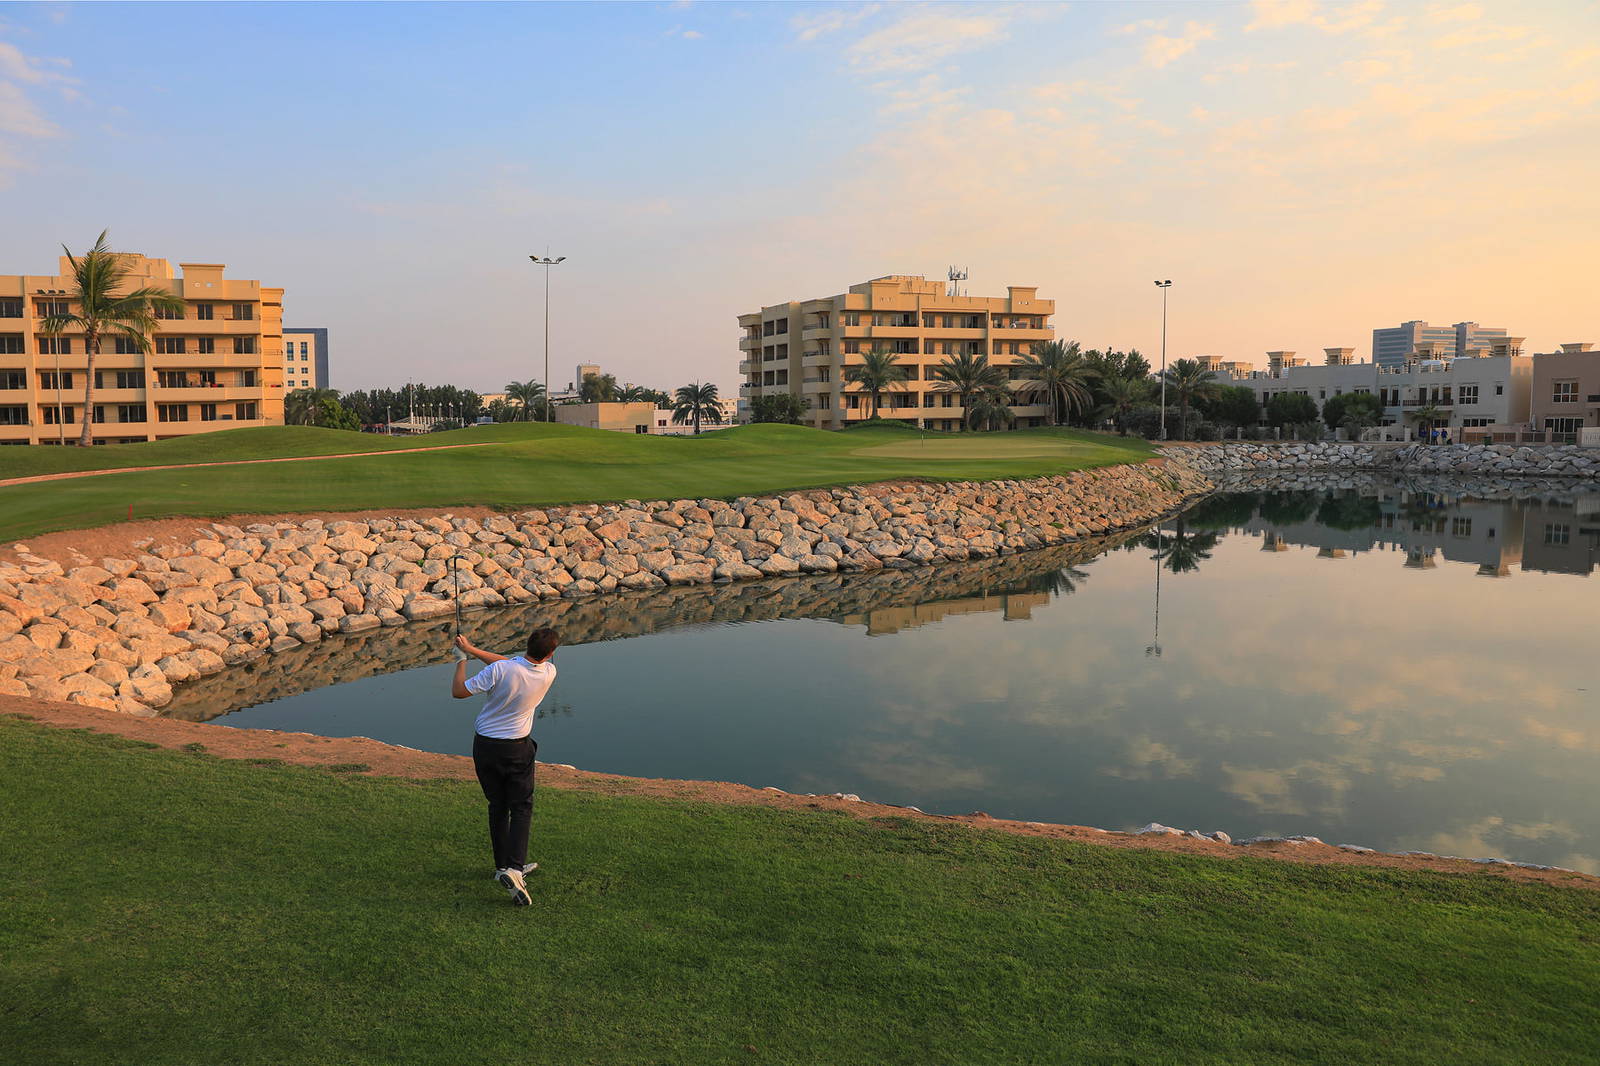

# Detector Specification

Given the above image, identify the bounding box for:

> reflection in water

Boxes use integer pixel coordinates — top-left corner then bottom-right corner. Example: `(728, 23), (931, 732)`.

(183, 484), (1599, 871)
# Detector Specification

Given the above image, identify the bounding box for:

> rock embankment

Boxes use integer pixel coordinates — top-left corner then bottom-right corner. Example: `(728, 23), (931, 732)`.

(0, 461), (1210, 716)
(1164, 441), (1600, 479)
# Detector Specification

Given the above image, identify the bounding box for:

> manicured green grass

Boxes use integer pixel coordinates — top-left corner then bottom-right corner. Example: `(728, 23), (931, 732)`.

(0, 423), (1154, 541)
(2, 718), (1596, 1065)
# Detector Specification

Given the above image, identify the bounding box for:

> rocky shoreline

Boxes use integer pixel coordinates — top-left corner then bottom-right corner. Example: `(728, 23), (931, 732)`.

(0, 460), (1211, 716)
(1165, 441), (1600, 479)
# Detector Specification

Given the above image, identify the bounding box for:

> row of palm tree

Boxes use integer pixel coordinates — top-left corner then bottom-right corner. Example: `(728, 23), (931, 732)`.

(842, 340), (1101, 430)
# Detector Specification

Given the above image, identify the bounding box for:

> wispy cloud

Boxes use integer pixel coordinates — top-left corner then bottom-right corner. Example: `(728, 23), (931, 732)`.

(845, 7), (1013, 74)
(1246, 0), (1386, 35)
(790, 4), (879, 44)
(1143, 21), (1217, 68)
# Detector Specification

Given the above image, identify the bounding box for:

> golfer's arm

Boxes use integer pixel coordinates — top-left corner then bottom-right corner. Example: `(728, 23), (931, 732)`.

(463, 641), (509, 665)
(452, 662), (473, 700)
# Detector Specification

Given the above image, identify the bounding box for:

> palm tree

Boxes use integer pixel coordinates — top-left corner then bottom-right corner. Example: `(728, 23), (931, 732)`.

(41, 230), (184, 446)
(843, 346), (908, 419)
(965, 384), (1017, 432)
(672, 382), (722, 435)
(1097, 376), (1150, 436)
(1160, 358), (1220, 441)
(504, 380), (546, 422)
(931, 352), (1007, 430)
(580, 372), (619, 403)
(284, 388), (343, 427)
(1142, 518), (1220, 575)
(1407, 403), (1445, 443)
(618, 385), (651, 403)
(1015, 340), (1097, 426)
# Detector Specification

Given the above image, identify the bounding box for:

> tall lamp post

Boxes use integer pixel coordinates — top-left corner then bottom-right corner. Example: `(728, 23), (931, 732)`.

(529, 253), (566, 422)
(1153, 280), (1171, 441)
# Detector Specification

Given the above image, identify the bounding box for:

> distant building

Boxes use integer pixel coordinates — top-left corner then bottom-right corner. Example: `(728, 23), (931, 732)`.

(654, 396), (738, 434)
(1528, 343), (1600, 441)
(739, 274), (1056, 431)
(554, 400), (655, 434)
(1371, 320), (1511, 370)
(1, 251), (283, 444)
(282, 327), (329, 391)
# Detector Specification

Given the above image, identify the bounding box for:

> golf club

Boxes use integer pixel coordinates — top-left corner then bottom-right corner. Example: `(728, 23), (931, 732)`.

(451, 553), (462, 640)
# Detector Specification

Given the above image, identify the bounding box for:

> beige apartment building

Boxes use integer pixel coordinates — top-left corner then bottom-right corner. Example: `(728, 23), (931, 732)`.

(738, 275), (1056, 431)
(1, 253), (283, 444)
(1529, 343), (1600, 439)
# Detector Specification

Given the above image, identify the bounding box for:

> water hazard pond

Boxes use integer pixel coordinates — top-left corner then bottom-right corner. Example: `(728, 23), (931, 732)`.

(167, 485), (1600, 872)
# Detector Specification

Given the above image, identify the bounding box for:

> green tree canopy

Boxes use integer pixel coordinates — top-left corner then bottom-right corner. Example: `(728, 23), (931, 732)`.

(672, 382), (723, 434)
(931, 353), (1007, 430)
(1202, 385), (1260, 429)
(1266, 392), (1319, 428)
(843, 347), (909, 419)
(749, 394), (810, 424)
(1015, 340), (1097, 426)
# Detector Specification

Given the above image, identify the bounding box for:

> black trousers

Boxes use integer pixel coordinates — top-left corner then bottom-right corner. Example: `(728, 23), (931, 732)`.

(472, 733), (537, 871)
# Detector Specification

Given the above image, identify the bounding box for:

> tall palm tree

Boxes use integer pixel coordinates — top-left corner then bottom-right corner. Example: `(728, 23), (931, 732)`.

(41, 230), (184, 446)
(504, 380), (546, 422)
(1015, 339), (1097, 426)
(1098, 375), (1150, 436)
(931, 352), (1007, 430)
(618, 384), (650, 403)
(672, 381), (722, 435)
(965, 384), (1017, 432)
(1160, 358), (1220, 441)
(843, 346), (908, 419)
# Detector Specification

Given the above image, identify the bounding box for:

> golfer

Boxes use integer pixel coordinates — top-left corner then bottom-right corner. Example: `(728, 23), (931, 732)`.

(452, 627), (561, 906)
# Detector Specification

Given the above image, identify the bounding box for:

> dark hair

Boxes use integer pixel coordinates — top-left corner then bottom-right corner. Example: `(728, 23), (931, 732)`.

(526, 627), (561, 661)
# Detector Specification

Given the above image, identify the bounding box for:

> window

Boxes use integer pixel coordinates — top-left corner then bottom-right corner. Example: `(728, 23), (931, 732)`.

(1458, 384), (1478, 405)
(1495, 383), (1503, 395)
(774, 318), (787, 333)
(233, 337), (257, 354)
(154, 304), (184, 320)
(42, 404), (75, 424)
(762, 321), (774, 337)
(1451, 517), (1472, 537)
(93, 405), (106, 424)
(1544, 417), (1582, 434)
(0, 370), (24, 389)
(200, 403), (218, 422)
(0, 298), (22, 318)
(35, 300), (69, 317)
(39, 371), (73, 390)
(39, 337), (72, 355)
(198, 370), (217, 386)
(1553, 381), (1578, 403)
(196, 337), (216, 354)
(842, 340), (860, 354)
(157, 404), (189, 423)
(231, 303), (253, 321)
(114, 337), (143, 354)
(195, 304), (213, 320)
(117, 404), (147, 424)
(299, 342), (309, 356)
(0, 335), (22, 354)
(238, 370), (257, 387)
(1544, 524), (1571, 546)
(817, 394), (831, 409)
(157, 371), (191, 388)
(842, 312), (860, 327)
(0, 405), (27, 425)
(235, 402), (257, 421)
(155, 337), (186, 354)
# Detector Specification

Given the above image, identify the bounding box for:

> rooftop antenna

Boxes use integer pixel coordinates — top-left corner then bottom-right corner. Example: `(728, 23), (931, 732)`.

(947, 265), (967, 299)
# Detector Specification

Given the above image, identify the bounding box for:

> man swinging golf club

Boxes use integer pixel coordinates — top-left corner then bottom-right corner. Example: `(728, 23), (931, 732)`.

(451, 612), (561, 907)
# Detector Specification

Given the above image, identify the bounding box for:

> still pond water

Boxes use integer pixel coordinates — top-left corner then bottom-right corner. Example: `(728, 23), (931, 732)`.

(180, 487), (1600, 872)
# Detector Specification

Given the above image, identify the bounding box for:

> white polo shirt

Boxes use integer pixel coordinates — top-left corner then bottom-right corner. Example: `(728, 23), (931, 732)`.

(465, 656), (557, 740)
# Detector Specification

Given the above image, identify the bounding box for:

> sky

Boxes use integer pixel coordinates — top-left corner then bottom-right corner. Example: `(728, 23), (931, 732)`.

(1, 0), (1596, 394)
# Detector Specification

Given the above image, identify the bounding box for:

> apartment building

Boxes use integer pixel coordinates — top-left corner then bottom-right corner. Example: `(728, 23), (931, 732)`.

(1528, 343), (1600, 440)
(282, 327), (329, 391)
(1195, 355), (1254, 380)
(1, 253), (283, 444)
(1371, 320), (1510, 369)
(738, 275), (1055, 431)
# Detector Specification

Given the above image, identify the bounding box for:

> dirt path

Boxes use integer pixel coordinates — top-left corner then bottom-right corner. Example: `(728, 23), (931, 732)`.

(5, 695), (1593, 892)
(0, 441), (495, 489)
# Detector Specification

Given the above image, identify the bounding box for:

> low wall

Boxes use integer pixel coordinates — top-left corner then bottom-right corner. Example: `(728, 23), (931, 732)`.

(1164, 441), (1600, 479)
(0, 461), (1212, 715)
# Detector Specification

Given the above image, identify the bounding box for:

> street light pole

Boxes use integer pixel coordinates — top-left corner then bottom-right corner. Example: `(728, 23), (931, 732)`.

(1154, 280), (1172, 441)
(529, 253), (567, 422)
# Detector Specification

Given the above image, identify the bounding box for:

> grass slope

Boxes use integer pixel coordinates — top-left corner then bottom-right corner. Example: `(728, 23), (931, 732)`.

(0, 423), (1153, 541)
(2, 717), (1596, 1066)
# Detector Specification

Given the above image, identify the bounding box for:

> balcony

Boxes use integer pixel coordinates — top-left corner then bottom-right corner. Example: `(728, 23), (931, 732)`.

(801, 326), (833, 342)
(737, 361), (756, 375)
(738, 337), (761, 352)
